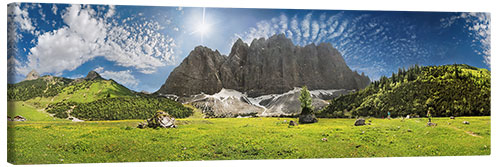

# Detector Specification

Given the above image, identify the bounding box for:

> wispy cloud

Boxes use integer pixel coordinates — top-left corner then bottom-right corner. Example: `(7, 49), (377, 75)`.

(440, 12), (490, 66)
(94, 67), (139, 87)
(7, 3), (35, 34)
(233, 12), (429, 80)
(11, 4), (177, 76)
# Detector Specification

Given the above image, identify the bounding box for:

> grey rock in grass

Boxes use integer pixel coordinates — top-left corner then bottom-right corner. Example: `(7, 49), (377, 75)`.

(136, 122), (147, 129)
(289, 120), (298, 126)
(11, 115), (26, 121)
(450, 116), (455, 119)
(426, 122), (437, 126)
(354, 118), (366, 126)
(299, 113), (318, 124)
(463, 121), (470, 125)
(138, 111), (177, 129)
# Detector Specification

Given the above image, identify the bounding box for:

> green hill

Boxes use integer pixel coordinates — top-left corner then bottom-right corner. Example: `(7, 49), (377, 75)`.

(7, 71), (193, 120)
(319, 64), (490, 118)
(7, 76), (73, 101)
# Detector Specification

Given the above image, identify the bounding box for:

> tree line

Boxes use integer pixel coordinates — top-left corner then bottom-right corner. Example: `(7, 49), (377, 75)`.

(318, 64), (490, 118)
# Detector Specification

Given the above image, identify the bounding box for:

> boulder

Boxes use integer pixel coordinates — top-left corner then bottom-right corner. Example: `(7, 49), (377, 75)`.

(426, 122), (437, 126)
(289, 120), (298, 126)
(354, 118), (366, 126)
(299, 114), (318, 124)
(136, 122), (147, 129)
(147, 111), (177, 128)
(463, 121), (470, 125)
(450, 116), (455, 119)
(13, 115), (26, 121)
(137, 111), (177, 129)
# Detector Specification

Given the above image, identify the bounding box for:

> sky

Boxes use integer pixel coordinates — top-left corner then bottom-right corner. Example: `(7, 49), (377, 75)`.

(7, 3), (490, 92)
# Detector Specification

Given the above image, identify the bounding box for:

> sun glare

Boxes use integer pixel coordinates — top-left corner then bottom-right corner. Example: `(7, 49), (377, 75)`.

(195, 7), (210, 43)
(198, 22), (210, 36)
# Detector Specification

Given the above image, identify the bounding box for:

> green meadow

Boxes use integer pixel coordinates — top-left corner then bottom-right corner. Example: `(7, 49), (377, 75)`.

(7, 115), (490, 164)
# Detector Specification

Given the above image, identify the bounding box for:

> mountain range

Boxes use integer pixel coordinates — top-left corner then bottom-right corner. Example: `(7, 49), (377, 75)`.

(155, 34), (370, 117)
(157, 34), (370, 97)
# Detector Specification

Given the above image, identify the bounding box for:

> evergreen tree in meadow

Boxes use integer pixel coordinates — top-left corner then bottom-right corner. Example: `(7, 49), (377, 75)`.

(299, 86), (313, 114)
(299, 86), (318, 123)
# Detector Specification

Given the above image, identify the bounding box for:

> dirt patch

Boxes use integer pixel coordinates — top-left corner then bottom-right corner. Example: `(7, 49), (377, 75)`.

(450, 126), (483, 138)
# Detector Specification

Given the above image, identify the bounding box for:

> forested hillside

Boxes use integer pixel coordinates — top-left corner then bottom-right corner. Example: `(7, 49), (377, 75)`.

(319, 64), (490, 118)
(8, 72), (194, 120)
(45, 97), (193, 120)
(7, 76), (72, 101)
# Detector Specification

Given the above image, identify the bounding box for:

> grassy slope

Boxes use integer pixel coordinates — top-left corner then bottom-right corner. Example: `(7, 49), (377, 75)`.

(7, 101), (65, 121)
(25, 80), (135, 108)
(8, 117), (490, 164)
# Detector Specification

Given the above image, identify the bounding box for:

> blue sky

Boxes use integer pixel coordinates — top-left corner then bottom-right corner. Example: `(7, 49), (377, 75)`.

(7, 3), (490, 92)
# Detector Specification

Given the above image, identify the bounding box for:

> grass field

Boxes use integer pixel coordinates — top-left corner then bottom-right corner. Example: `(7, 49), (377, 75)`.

(7, 101), (66, 121)
(7, 116), (490, 164)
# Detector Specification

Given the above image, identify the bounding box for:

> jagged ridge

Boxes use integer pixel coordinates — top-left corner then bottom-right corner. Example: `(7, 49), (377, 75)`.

(157, 34), (370, 97)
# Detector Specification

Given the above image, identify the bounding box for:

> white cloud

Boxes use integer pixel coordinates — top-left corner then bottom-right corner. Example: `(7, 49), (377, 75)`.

(51, 4), (58, 15)
(440, 12), (490, 66)
(105, 5), (115, 18)
(278, 14), (288, 34)
(301, 13), (312, 39)
(94, 67), (139, 87)
(310, 20), (319, 41)
(290, 15), (301, 42)
(94, 66), (104, 73)
(17, 4), (177, 76)
(7, 3), (35, 34)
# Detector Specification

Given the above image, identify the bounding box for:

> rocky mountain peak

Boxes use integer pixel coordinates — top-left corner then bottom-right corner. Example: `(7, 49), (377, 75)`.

(157, 35), (370, 97)
(84, 70), (104, 80)
(24, 70), (40, 81)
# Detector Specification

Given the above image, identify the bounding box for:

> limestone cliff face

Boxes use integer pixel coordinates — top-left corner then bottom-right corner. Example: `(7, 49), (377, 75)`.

(24, 70), (40, 81)
(158, 46), (227, 96)
(157, 34), (370, 97)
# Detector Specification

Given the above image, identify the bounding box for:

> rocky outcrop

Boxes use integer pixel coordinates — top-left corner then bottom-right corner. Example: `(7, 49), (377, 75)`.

(24, 70), (40, 81)
(156, 34), (370, 97)
(84, 71), (104, 80)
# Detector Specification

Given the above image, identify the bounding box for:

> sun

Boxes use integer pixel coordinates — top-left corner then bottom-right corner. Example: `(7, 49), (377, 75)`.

(190, 7), (211, 44)
(198, 21), (210, 36)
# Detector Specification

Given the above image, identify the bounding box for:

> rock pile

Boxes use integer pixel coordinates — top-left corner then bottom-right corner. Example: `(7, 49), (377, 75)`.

(137, 110), (177, 129)
(354, 118), (366, 126)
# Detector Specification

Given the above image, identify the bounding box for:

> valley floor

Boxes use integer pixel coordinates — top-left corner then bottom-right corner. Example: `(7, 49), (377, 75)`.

(7, 116), (490, 164)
